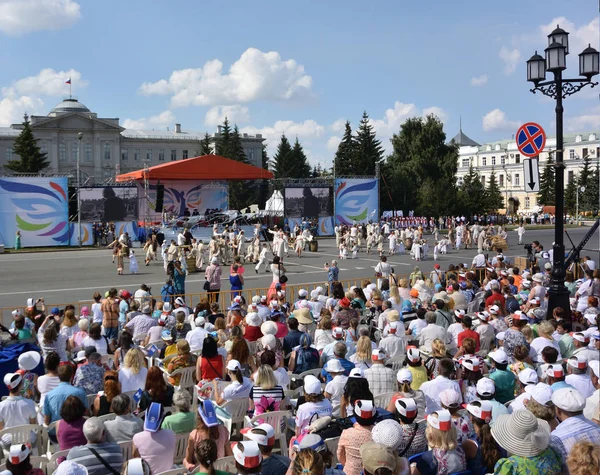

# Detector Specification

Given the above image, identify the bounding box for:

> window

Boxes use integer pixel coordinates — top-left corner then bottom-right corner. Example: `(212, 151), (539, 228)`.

(491, 156), (496, 166)
(499, 174), (504, 186)
(146, 149), (152, 162)
(104, 143), (111, 161)
(525, 197), (530, 208)
(568, 170), (574, 183)
(515, 153), (521, 164)
(248, 149), (255, 162)
(59, 143), (66, 161)
(171, 149), (177, 161)
(71, 143), (78, 161)
(482, 157), (487, 166)
(514, 174), (520, 186)
(461, 158), (470, 168)
(158, 149), (165, 161)
(134, 149), (140, 161)
(569, 149), (575, 159)
(121, 149), (128, 161)
(501, 155), (506, 165)
(582, 148), (588, 158)
(6, 148), (13, 161)
(183, 150), (188, 159)
(85, 144), (92, 161)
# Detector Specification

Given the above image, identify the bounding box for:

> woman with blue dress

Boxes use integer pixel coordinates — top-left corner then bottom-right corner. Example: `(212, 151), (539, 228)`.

(229, 264), (244, 298)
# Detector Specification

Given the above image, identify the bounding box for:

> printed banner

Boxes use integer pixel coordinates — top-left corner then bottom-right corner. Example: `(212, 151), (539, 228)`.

(287, 217), (335, 236)
(0, 177), (70, 248)
(334, 178), (379, 225)
(79, 186), (138, 222)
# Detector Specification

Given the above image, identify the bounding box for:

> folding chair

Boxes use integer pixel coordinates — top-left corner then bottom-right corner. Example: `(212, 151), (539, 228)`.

(47, 449), (70, 473)
(216, 398), (250, 437)
(324, 437), (340, 466)
(373, 391), (396, 409)
(173, 432), (189, 465)
(213, 455), (236, 473)
(0, 424), (46, 456)
(244, 410), (291, 456)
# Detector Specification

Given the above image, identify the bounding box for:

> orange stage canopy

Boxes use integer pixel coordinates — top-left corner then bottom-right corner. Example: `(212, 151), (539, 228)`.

(115, 154), (273, 182)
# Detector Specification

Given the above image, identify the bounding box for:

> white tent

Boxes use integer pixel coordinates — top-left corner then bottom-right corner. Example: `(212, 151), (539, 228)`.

(264, 190), (284, 216)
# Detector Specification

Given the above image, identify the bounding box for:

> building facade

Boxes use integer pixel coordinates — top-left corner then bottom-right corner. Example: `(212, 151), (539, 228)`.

(454, 128), (600, 211)
(0, 98), (264, 184)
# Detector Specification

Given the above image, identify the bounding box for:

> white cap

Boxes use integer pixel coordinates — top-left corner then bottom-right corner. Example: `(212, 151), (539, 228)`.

(589, 360), (600, 379)
(567, 355), (588, 370)
(354, 400), (377, 419)
(546, 364), (565, 379)
(3, 373), (22, 390)
(325, 359), (344, 374)
(74, 350), (87, 362)
(518, 368), (539, 385)
(349, 368), (364, 378)
(175, 297), (186, 306)
(303, 375), (322, 395)
(488, 305), (500, 315)
(163, 302), (172, 312)
(195, 316), (206, 327)
(388, 321), (399, 334)
(439, 388), (461, 408)
(8, 444), (30, 465)
(226, 359), (241, 372)
(242, 423), (275, 447)
(397, 368), (413, 383)
(489, 348), (508, 364)
(427, 409), (452, 431)
(496, 331), (506, 341)
(316, 286), (324, 295)
(551, 387), (586, 412)
(476, 377), (495, 396)
(406, 347), (421, 362)
(394, 397), (417, 419)
(465, 400), (493, 423)
(572, 333), (590, 344)
(232, 441), (262, 469)
(372, 348), (386, 361)
(332, 327), (344, 339)
(298, 289), (308, 298)
(524, 383), (553, 406)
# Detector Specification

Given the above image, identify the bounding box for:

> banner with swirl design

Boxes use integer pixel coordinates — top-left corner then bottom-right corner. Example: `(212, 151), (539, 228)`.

(0, 177), (70, 248)
(334, 178), (379, 225)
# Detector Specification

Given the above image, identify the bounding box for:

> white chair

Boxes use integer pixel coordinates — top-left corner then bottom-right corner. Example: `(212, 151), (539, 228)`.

(293, 368), (323, 381)
(213, 455), (236, 473)
(247, 340), (259, 355)
(47, 449), (70, 473)
(118, 440), (133, 461)
(216, 398), (250, 437)
(97, 413), (117, 423)
(163, 366), (196, 392)
(324, 437), (340, 466)
(244, 410), (291, 456)
(122, 389), (142, 412)
(0, 424), (46, 456)
(373, 391), (396, 409)
(387, 356), (404, 373)
(44, 421), (58, 454)
(173, 432), (189, 465)
(101, 353), (115, 369)
(86, 393), (98, 409)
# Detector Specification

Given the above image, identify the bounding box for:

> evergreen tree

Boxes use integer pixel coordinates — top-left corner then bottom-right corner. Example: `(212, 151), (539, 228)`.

(458, 166), (486, 215)
(588, 164), (599, 215)
(272, 134), (294, 178)
(334, 121), (356, 175)
(536, 155), (555, 206)
(565, 174), (578, 215)
(484, 169), (504, 212)
(354, 111), (383, 176)
(5, 114), (49, 173)
(257, 143), (270, 209)
(200, 133), (213, 155)
(578, 155), (596, 213)
(215, 117), (233, 157)
(289, 137), (311, 178)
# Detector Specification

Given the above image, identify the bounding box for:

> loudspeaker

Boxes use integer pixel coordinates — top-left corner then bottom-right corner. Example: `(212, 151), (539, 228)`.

(155, 184), (164, 213)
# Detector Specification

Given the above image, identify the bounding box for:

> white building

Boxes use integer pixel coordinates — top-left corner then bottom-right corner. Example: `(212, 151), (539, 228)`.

(0, 98), (264, 183)
(453, 127), (600, 211)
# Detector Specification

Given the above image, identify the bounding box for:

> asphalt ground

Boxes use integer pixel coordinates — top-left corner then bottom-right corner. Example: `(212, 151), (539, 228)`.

(0, 226), (597, 325)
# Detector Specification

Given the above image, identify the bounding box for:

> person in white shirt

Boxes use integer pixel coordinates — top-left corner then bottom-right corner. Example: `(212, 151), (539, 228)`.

(134, 284), (152, 307)
(0, 373), (37, 430)
(378, 322), (406, 359)
(471, 252), (487, 269)
(447, 310), (465, 346)
(419, 358), (462, 414)
(323, 359), (348, 409)
(295, 375), (333, 436)
(571, 333), (600, 362)
(509, 368), (539, 412)
(530, 321), (562, 363)
(255, 244), (269, 273)
(516, 225), (525, 244)
(185, 317), (208, 352)
(214, 360), (253, 405)
(309, 289), (324, 317)
(419, 312), (451, 353)
(565, 356), (595, 398)
(177, 230), (186, 247)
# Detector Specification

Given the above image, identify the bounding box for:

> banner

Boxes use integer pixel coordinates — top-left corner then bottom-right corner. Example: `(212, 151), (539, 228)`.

(0, 177), (70, 247)
(286, 217), (335, 236)
(284, 187), (332, 218)
(79, 186), (138, 222)
(334, 178), (379, 225)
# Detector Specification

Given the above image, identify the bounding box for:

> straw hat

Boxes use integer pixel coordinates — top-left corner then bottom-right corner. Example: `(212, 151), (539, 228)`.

(293, 307), (313, 325)
(491, 409), (551, 457)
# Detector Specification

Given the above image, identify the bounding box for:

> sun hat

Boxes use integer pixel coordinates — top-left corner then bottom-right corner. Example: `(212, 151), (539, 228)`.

(567, 355), (588, 370)
(349, 368), (364, 378)
(226, 359), (242, 372)
(241, 423), (275, 447)
(123, 458), (150, 475)
(461, 358), (481, 372)
(532, 273), (544, 283)
(551, 387), (586, 412)
(397, 368), (413, 384)
(406, 347), (421, 363)
(371, 420), (404, 451)
(361, 442), (401, 473)
(491, 409), (550, 457)
(260, 321), (278, 336)
(386, 310), (400, 322)
(52, 460), (89, 475)
(304, 375), (322, 395)
(524, 383), (553, 406)
(245, 312), (262, 327)
(465, 400), (493, 423)
(293, 308), (313, 324)
(324, 359), (344, 374)
(332, 327), (344, 339)
(427, 409), (452, 431)
(518, 368), (539, 385)
(163, 302), (172, 313)
(395, 397), (417, 419)
(546, 364), (565, 379)
(194, 316), (206, 327)
(260, 334), (277, 351)
(488, 305), (500, 315)
(18, 351), (41, 371)
(589, 360), (600, 378)
(476, 377), (495, 396)
(232, 441), (262, 469)
(298, 289), (308, 298)
(197, 399), (219, 427)
(440, 388), (461, 409)
(489, 348), (508, 364)
(372, 348), (386, 361)
(354, 400), (377, 420)
(572, 332), (590, 344)
(4, 373), (22, 390)
(80, 307), (90, 316)
(9, 444), (30, 465)
(144, 402), (163, 432)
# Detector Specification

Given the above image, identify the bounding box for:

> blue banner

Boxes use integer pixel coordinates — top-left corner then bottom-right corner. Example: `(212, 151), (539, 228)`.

(334, 178), (379, 225)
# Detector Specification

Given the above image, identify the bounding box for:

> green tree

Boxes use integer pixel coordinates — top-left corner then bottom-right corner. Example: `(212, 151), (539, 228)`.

(578, 155), (597, 213)
(565, 174), (578, 215)
(588, 163), (599, 215)
(536, 155), (555, 206)
(4, 114), (49, 173)
(215, 117), (233, 157)
(484, 169), (504, 212)
(334, 121), (356, 175)
(354, 111), (383, 176)
(257, 143), (270, 209)
(289, 137), (311, 178)
(272, 134), (294, 178)
(458, 166), (486, 215)
(200, 133), (213, 155)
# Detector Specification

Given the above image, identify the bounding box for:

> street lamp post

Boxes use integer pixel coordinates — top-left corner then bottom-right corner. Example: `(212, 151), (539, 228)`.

(77, 132), (83, 247)
(526, 25), (599, 317)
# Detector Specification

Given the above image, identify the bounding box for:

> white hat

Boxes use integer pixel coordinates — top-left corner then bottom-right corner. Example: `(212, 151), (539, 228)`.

(211, 257), (219, 265)
(395, 397), (418, 419)
(52, 460), (89, 475)
(461, 358), (481, 372)
(489, 348), (508, 364)
(522, 280), (531, 288)
(439, 388), (461, 408)
(349, 368), (364, 378)
(26, 297), (35, 309)
(532, 273), (544, 283)
(163, 302), (172, 312)
(245, 312), (262, 327)
(8, 444), (30, 465)
(512, 310), (528, 321)
(397, 368), (413, 383)
(524, 383), (553, 406)
(388, 321), (399, 334)
(11, 309), (21, 318)
(260, 321), (278, 336)
(310, 289), (319, 299)
(324, 359), (344, 374)
(491, 410), (550, 457)
(18, 351), (41, 371)
(567, 355), (588, 370)
(372, 348), (386, 361)
(551, 387), (586, 412)
(466, 400), (493, 423)
(3, 373), (22, 390)
(488, 305), (500, 315)
(454, 309), (466, 319)
(226, 359), (242, 372)
(252, 295), (261, 304)
(242, 423), (276, 447)
(175, 297), (186, 306)
(518, 368), (538, 385)
(572, 332), (590, 344)
(544, 262), (552, 270)
(476, 311), (490, 322)
(261, 334), (277, 351)
(354, 400), (377, 419)
(406, 347), (421, 362)
(74, 350), (87, 362)
(546, 364), (565, 379)
(496, 331), (506, 341)
(476, 377), (495, 396)
(303, 375), (322, 395)
(589, 360), (600, 379)
(427, 409), (452, 431)
(195, 316), (206, 327)
(371, 419), (404, 451)
(584, 313), (598, 325)
(232, 441), (262, 469)
(332, 327), (344, 339)
(260, 295), (267, 303)
(270, 300), (281, 309)
(316, 286), (324, 295)
(298, 289), (308, 298)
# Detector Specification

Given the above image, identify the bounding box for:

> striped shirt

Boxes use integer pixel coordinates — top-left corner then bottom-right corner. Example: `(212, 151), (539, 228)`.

(67, 442), (123, 475)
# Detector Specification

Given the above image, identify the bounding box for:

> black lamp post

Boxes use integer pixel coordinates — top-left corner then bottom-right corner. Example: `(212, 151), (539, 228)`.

(526, 25), (599, 317)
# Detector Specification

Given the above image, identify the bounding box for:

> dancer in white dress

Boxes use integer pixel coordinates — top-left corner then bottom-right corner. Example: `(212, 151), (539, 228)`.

(129, 250), (139, 274)
(389, 233), (397, 256)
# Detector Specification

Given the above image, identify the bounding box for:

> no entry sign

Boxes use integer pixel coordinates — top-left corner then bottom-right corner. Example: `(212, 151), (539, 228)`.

(516, 122), (546, 157)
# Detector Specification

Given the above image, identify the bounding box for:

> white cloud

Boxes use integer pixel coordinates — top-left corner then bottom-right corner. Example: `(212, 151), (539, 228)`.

(139, 48), (313, 107)
(204, 105), (250, 127)
(122, 110), (175, 130)
(1, 68), (87, 97)
(499, 47), (521, 75)
(0, 96), (44, 125)
(369, 101), (420, 139)
(482, 108), (521, 132)
(470, 74), (488, 87)
(0, 0), (81, 36)
(566, 105), (600, 132)
(422, 106), (448, 124)
(330, 119), (347, 133)
(326, 136), (340, 151)
(539, 17), (598, 57)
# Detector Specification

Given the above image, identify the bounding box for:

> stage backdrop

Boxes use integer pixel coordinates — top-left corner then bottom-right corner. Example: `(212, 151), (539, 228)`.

(79, 186), (138, 222)
(334, 178), (379, 225)
(142, 180), (228, 220)
(284, 187), (332, 218)
(0, 177), (70, 247)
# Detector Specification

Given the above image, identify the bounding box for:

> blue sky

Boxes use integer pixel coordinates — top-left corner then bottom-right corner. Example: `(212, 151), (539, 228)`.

(0, 0), (598, 168)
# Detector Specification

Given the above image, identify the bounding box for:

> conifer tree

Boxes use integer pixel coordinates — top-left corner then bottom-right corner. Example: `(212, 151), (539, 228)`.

(5, 114), (49, 173)
(289, 137), (311, 178)
(354, 111), (383, 176)
(334, 121), (356, 175)
(272, 134), (294, 178)
(536, 155), (555, 206)
(200, 133), (213, 155)
(484, 169), (504, 212)
(565, 174), (578, 215)
(215, 118), (233, 157)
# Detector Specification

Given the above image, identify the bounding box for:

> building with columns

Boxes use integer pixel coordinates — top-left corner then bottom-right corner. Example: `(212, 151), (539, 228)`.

(454, 126), (600, 211)
(0, 98), (264, 184)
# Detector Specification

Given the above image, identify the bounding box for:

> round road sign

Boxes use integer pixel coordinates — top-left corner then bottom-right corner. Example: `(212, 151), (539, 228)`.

(516, 122), (546, 157)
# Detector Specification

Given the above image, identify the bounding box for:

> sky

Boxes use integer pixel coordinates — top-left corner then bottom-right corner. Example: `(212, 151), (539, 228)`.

(0, 0), (599, 169)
